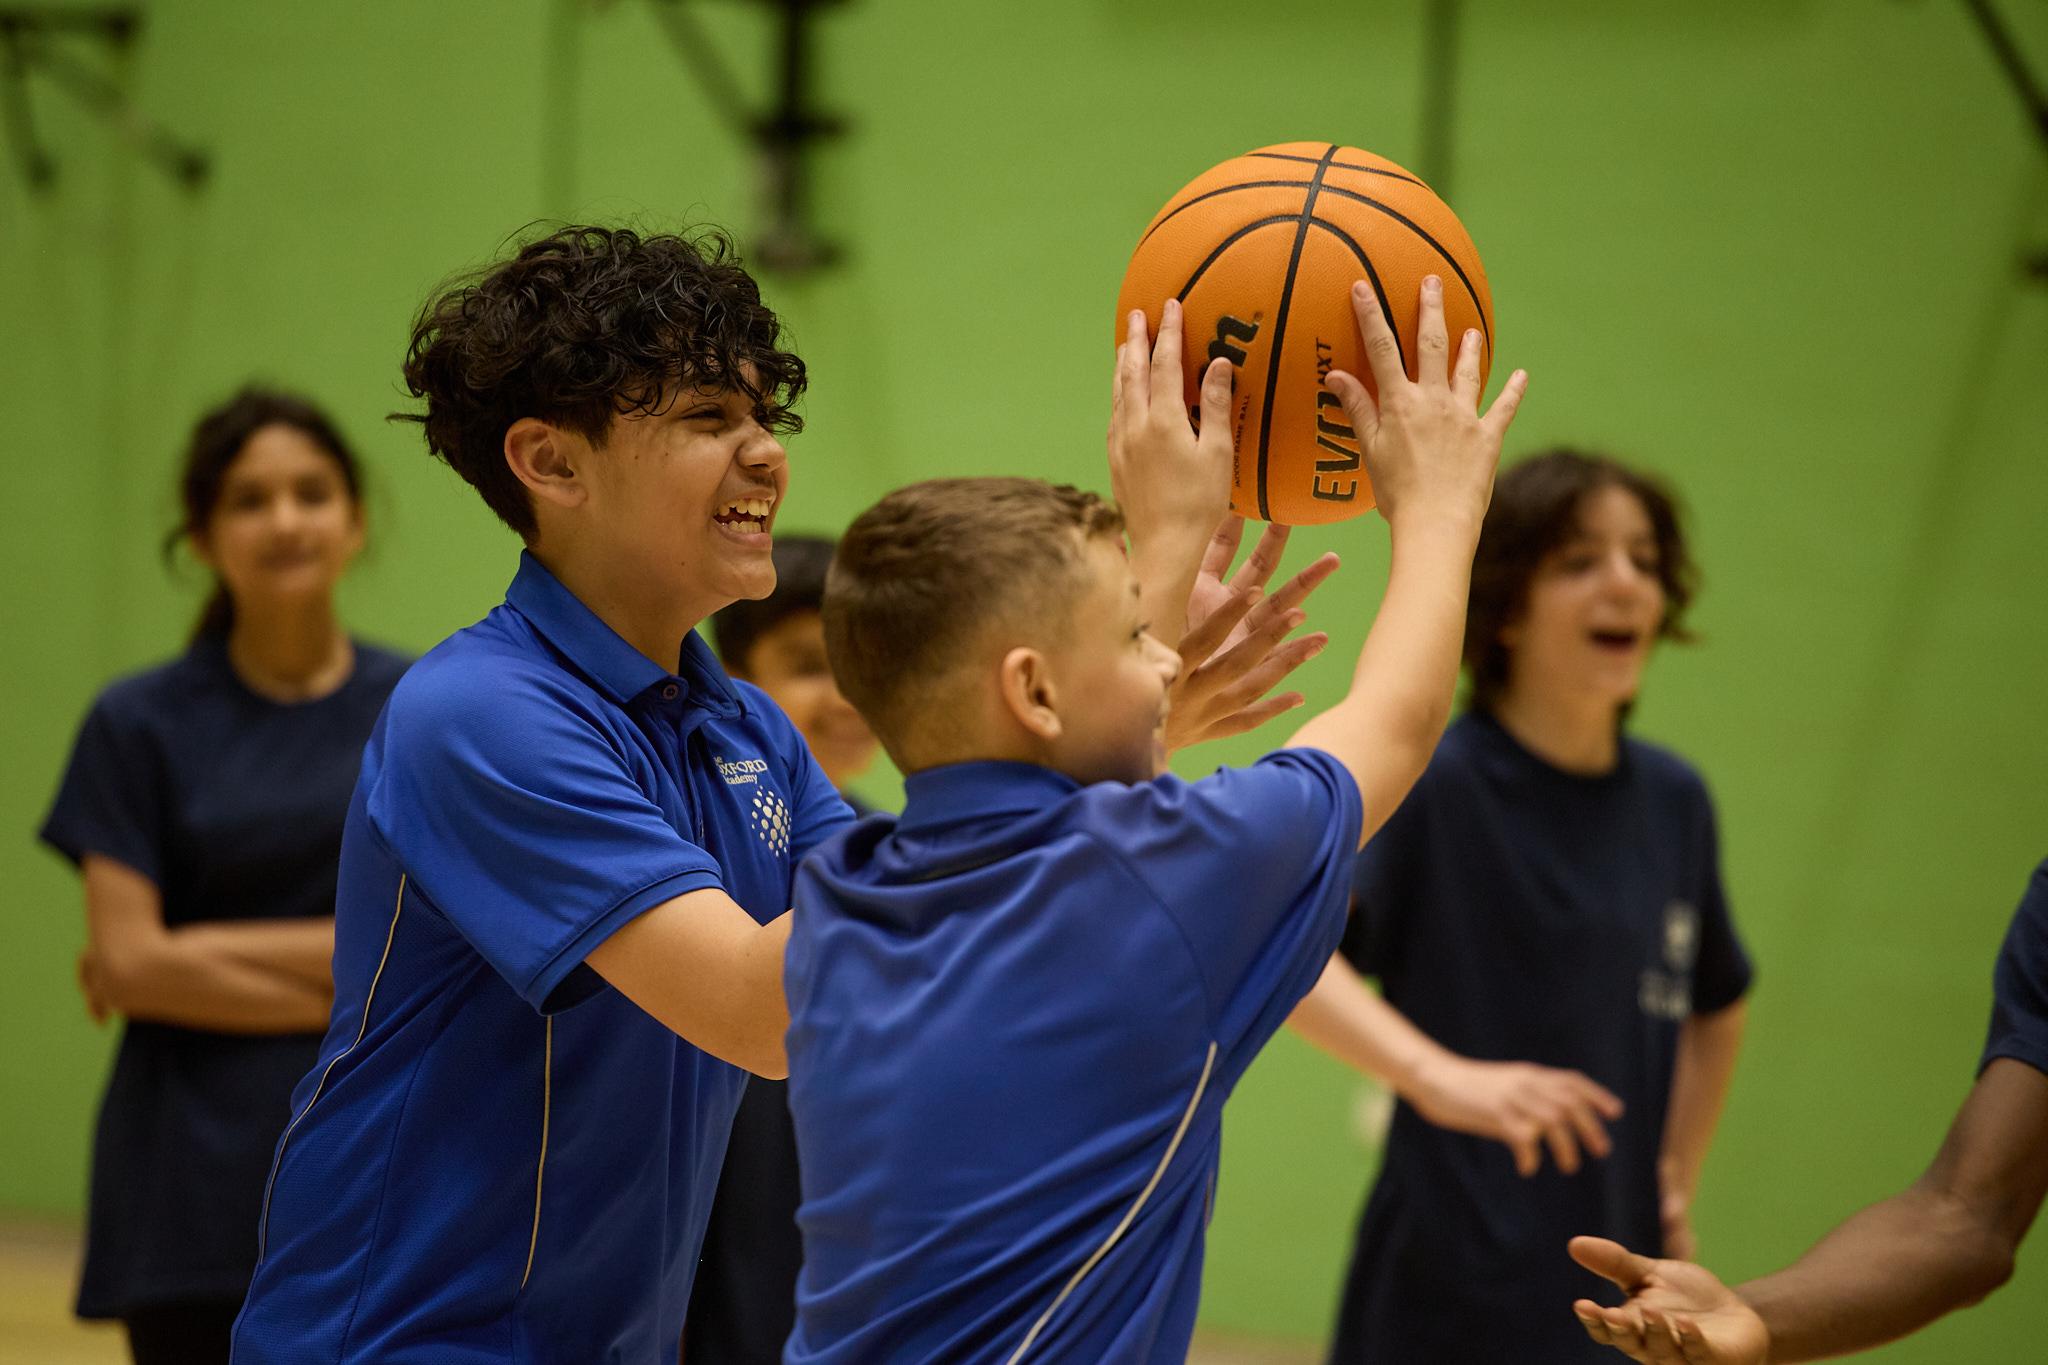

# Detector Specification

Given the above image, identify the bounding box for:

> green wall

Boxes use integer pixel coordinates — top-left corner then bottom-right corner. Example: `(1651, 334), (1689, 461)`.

(4, 2), (2045, 1357)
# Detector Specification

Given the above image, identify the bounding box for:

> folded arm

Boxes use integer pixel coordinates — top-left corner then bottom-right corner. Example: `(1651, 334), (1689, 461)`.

(81, 854), (334, 1033)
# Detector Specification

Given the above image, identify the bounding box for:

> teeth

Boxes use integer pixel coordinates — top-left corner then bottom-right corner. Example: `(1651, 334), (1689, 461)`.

(721, 496), (773, 518)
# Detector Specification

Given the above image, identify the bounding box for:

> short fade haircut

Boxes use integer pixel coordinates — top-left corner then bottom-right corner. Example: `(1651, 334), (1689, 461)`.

(1464, 446), (1699, 713)
(396, 224), (806, 538)
(708, 534), (838, 671)
(823, 478), (1125, 763)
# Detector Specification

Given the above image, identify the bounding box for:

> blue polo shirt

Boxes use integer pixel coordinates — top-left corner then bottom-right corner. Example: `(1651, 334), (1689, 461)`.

(783, 749), (1362, 1364)
(232, 552), (851, 1365)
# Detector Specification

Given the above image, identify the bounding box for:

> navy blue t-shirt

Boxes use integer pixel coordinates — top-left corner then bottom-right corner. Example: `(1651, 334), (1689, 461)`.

(1981, 858), (2048, 1080)
(785, 751), (1362, 1365)
(38, 637), (410, 1318)
(1330, 712), (1752, 1365)
(232, 554), (851, 1365)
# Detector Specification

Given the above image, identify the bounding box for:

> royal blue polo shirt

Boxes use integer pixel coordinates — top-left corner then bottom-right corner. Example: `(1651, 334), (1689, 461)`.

(1981, 857), (2048, 1080)
(232, 552), (851, 1365)
(783, 749), (1362, 1365)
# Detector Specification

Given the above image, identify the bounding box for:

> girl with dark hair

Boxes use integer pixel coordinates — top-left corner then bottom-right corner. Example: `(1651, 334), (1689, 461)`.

(1289, 448), (1754, 1364)
(39, 388), (410, 1365)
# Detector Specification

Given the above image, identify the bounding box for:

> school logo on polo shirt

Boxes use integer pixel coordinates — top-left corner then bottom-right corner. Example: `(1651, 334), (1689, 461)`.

(717, 752), (790, 855)
(751, 788), (791, 854)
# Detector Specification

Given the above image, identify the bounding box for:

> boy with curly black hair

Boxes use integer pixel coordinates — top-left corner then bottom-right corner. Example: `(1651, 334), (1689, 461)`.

(230, 225), (842, 1363)
(231, 226), (1324, 1364)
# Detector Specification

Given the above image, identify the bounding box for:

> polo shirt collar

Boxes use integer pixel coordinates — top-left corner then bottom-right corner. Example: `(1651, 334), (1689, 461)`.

(505, 551), (742, 715)
(896, 761), (1082, 835)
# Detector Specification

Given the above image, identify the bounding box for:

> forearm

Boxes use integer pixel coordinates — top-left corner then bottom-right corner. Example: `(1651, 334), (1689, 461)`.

(1287, 955), (1443, 1093)
(183, 917), (335, 991)
(1288, 514), (1477, 831)
(586, 895), (793, 1079)
(1738, 1187), (2016, 1361)
(100, 933), (333, 1034)
(1130, 533), (1211, 648)
(1659, 1000), (1747, 1200)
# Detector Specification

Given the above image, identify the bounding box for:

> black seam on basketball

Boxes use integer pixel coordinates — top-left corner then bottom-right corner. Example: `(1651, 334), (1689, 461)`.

(1253, 143), (1340, 522)
(1306, 218), (1407, 379)
(1172, 215), (1301, 302)
(1247, 151), (1425, 185)
(1311, 186), (1491, 349)
(1138, 181), (1314, 247)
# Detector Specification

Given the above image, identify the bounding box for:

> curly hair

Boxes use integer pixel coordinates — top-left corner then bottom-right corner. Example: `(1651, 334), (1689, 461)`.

(396, 225), (806, 537)
(1464, 447), (1699, 714)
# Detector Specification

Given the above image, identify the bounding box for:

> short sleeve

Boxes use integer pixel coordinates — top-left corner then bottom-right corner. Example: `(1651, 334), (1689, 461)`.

(1109, 749), (1362, 1057)
(1688, 783), (1754, 1015)
(1338, 764), (1436, 979)
(1980, 860), (2048, 1079)
(366, 672), (725, 1013)
(39, 695), (168, 884)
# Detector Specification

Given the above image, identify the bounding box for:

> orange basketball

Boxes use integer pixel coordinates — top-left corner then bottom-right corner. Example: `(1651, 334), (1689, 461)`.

(1115, 142), (1495, 525)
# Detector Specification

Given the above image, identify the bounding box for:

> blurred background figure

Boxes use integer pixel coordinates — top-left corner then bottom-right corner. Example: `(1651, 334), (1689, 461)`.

(1289, 450), (1753, 1363)
(37, 389), (409, 1365)
(688, 533), (879, 1365)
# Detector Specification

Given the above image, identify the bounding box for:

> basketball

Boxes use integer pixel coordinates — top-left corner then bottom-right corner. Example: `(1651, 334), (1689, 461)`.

(1115, 141), (1496, 525)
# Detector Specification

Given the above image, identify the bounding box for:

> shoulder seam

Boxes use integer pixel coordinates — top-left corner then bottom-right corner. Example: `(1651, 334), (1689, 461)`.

(1082, 831), (1226, 1038)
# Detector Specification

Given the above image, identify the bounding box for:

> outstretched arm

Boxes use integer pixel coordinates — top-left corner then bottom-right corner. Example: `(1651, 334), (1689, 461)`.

(1570, 1056), (2048, 1363)
(1289, 954), (1623, 1176)
(586, 890), (794, 1079)
(1286, 277), (1527, 845)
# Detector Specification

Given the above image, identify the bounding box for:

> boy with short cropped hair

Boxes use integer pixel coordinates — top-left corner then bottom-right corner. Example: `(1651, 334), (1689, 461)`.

(783, 279), (1528, 1363)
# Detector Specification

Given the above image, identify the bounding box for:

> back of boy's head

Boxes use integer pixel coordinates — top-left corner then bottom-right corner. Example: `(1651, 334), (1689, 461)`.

(395, 224), (807, 539)
(709, 534), (837, 672)
(1464, 446), (1699, 712)
(823, 478), (1125, 767)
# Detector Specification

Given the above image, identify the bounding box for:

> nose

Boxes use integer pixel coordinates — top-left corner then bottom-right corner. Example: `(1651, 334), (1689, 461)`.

(268, 494), (305, 535)
(1150, 634), (1182, 686)
(741, 422), (788, 474)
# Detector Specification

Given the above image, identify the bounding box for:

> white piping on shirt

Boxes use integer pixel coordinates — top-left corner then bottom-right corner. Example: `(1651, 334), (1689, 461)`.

(253, 872), (408, 1262)
(1003, 1040), (1219, 1365)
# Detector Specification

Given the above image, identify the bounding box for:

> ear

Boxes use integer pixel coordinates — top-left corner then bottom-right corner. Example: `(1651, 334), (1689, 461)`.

(186, 526), (217, 572)
(504, 418), (589, 512)
(996, 645), (1062, 742)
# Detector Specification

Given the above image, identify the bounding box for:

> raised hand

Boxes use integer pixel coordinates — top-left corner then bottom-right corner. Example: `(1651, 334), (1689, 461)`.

(1323, 275), (1526, 536)
(1108, 299), (1235, 644)
(1163, 517), (1340, 752)
(1407, 1052), (1625, 1177)
(1569, 1237), (1771, 1364)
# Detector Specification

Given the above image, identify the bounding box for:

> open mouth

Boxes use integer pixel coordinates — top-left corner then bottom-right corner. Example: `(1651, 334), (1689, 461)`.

(714, 496), (774, 536)
(1589, 628), (1642, 653)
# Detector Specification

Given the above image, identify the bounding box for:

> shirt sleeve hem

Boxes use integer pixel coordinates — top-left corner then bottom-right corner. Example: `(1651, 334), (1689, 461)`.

(1978, 1040), (2048, 1081)
(36, 824), (161, 885)
(1691, 964), (1755, 1017)
(525, 864), (729, 1010)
